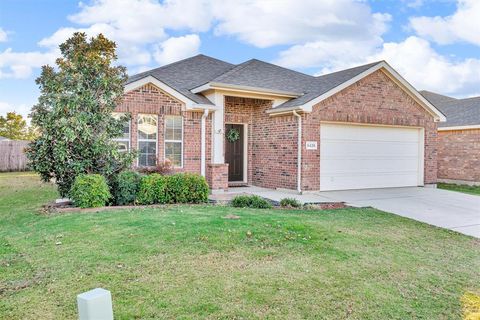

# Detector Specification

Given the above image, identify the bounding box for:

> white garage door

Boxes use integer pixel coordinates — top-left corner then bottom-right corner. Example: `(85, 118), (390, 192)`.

(320, 123), (424, 191)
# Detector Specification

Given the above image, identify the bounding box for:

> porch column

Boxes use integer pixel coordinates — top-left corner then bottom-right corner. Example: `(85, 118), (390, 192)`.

(206, 92), (228, 191)
(211, 93), (225, 164)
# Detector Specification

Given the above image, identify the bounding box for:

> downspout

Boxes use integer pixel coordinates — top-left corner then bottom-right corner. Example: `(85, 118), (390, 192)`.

(200, 109), (209, 177)
(292, 110), (302, 194)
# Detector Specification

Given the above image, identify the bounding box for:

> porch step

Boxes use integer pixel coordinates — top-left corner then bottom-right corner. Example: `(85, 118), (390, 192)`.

(228, 182), (248, 188)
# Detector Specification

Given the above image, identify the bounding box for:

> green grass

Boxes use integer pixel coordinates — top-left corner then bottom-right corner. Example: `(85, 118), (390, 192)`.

(0, 172), (479, 319)
(438, 183), (480, 196)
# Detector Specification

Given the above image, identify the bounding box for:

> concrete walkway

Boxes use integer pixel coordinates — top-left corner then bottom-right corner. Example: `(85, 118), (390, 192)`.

(211, 186), (480, 238)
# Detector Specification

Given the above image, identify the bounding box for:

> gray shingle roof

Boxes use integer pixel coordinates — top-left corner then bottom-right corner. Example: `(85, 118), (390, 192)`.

(127, 54), (234, 105)
(127, 54), (382, 110)
(420, 90), (480, 127)
(277, 61), (382, 109)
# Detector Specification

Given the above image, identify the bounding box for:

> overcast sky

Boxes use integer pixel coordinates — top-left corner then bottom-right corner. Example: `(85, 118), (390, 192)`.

(1, 0), (479, 118)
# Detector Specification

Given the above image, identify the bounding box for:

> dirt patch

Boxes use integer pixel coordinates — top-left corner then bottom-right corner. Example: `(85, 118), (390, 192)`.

(223, 214), (240, 220)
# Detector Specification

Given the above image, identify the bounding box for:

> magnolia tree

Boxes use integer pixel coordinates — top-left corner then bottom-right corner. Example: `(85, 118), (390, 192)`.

(27, 33), (135, 197)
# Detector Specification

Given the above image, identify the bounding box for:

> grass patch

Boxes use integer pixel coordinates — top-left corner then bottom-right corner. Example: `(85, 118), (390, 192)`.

(438, 183), (480, 196)
(0, 172), (479, 319)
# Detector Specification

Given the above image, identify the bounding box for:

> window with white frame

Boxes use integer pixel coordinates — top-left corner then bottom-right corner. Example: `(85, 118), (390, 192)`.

(165, 115), (183, 167)
(112, 113), (130, 152)
(138, 114), (158, 167)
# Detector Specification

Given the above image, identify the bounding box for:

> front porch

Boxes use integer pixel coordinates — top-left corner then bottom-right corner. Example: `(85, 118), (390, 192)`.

(206, 95), (300, 192)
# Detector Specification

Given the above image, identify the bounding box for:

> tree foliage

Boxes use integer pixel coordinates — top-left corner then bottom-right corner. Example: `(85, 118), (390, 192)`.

(0, 112), (37, 140)
(26, 32), (134, 196)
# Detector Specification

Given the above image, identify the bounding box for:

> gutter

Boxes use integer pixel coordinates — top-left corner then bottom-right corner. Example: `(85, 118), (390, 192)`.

(292, 110), (302, 194)
(200, 109), (209, 177)
(191, 82), (302, 98)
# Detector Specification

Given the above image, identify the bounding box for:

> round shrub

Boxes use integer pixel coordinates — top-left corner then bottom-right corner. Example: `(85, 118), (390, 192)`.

(231, 195), (272, 209)
(70, 174), (111, 208)
(136, 174), (168, 205)
(166, 173), (209, 204)
(166, 173), (189, 203)
(280, 197), (302, 208)
(184, 173), (209, 203)
(111, 171), (141, 205)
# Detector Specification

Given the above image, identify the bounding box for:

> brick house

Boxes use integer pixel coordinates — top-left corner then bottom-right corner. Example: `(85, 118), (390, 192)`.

(115, 55), (445, 192)
(421, 91), (480, 185)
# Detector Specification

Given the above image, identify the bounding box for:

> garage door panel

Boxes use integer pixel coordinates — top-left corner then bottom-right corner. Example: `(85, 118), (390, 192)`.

(321, 158), (419, 174)
(321, 174), (419, 191)
(321, 124), (420, 142)
(320, 123), (423, 191)
(321, 141), (419, 158)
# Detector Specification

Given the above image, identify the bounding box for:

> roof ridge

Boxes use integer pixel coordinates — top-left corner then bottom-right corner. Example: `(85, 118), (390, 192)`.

(128, 54), (233, 79)
(211, 59), (258, 82)
(458, 95), (480, 102)
(248, 58), (315, 78)
(316, 61), (383, 79)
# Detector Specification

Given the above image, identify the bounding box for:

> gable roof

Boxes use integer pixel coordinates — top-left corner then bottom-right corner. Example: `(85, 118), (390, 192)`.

(420, 90), (480, 127)
(126, 55), (445, 120)
(126, 54), (234, 105)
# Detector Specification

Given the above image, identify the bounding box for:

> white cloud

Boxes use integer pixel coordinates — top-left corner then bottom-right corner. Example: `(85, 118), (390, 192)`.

(153, 34), (200, 65)
(0, 28), (8, 42)
(368, 36), (480, 96)
(0, 48), (58, 79)
(213, 0), (390, 48)
(0, 101), (30, 119)
(410, 0), (480, 45)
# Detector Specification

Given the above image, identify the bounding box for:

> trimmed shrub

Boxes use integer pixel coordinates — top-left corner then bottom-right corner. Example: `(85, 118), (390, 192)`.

(111, 171), (141, 205)
(166, 173), (189, 203)
(166, 173), (209, 203)
(184, 173), (209, 203)
(280, 197), (302, 208)
(231, 195), (272, 209)
(70, 174), (111, 208)
(136, 174), (168, 205)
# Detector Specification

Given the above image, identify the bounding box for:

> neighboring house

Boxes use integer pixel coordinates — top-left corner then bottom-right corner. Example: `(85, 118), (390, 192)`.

(421, 91), (480, 184)
(0, 136), (10, 142)
(116, 54), (445, 192)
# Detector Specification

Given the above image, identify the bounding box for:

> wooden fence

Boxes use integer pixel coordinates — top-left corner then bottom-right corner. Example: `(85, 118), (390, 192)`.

(0, 140), (30, 172)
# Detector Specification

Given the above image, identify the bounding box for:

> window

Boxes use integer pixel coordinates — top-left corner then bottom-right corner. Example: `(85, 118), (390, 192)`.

(112, 113), (130, 152)
(138, 114), (158, 167)
(165, 115), (183, 167)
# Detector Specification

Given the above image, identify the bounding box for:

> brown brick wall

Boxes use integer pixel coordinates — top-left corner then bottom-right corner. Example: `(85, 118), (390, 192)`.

(206, 164), (229, 190)
(438, 129), (480, 182)
(302, 70), (438, 190)
(224, 96), (298, 190)
(116, 83), (211, 175)
(121, 71), (439, 191)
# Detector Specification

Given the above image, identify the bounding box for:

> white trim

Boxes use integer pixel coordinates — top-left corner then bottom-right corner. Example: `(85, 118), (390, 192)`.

(438, 124), (480, 131)
(200, 109), (209, 177)
(124, 76), (203, 110)
(293, 111), (302, 193)
(164, 115), (184, 168)
(205, 92), (225, 164)
(137, 114), (158, 167)
(111, 112), (131, 152)
(225, 122), (248, 183)
(418, 128), (425, 186)
(268, 61), (446, 122)
(191, 82), (301, 98)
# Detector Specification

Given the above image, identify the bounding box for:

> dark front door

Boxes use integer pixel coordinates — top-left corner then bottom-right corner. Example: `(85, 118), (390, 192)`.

(225, 124), (244, 182)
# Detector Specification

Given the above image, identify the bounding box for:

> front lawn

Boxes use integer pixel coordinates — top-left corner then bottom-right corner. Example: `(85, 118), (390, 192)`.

(438, 182), (480, 196)
(0, 173), (479, 319)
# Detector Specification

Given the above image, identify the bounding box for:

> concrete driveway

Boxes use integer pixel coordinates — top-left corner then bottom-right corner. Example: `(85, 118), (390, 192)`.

(318, 187), (480, 238)
(214, 186), (480, 238)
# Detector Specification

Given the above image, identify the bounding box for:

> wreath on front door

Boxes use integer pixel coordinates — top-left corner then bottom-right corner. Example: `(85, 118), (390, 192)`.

(226, 128), (240, 143)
